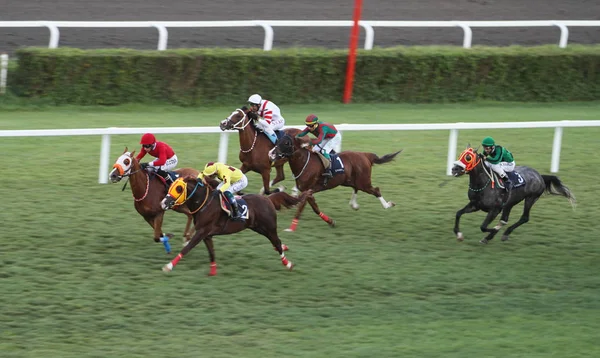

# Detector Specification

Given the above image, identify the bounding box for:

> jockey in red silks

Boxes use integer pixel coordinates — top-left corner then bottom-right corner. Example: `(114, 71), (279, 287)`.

(136, 133), (179, 185)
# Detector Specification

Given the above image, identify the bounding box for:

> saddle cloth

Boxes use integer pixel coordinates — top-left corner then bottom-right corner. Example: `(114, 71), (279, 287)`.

(316, 152), (345, 176)
(219, 195), (250, 220)
(493, 170), (526, 189)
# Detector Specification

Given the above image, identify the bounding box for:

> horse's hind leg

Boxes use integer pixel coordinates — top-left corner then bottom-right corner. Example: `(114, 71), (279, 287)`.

(285, 193), (334, 232)
(501, 196), (540, 242)
(361, 185), (395, 209)
(480, 208), (503, 244)
(251, 226), (293, 270)
(454, 202), (479, 241)
(349, 188), (360, 210)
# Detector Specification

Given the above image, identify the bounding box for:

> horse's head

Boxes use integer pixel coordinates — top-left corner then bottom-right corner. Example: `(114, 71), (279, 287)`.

(452, 145), (482, 177)
(269, 134), (295, 161)
(109, 147), (138, 182)
(219, 106), (256, 131)
(161, 175), (204, 211)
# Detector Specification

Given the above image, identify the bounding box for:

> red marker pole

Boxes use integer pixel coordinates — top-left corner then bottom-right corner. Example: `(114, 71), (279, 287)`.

(342, 0), (363, 104)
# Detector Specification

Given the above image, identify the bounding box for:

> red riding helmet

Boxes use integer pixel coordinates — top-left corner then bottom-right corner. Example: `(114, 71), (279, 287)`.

(305, 114), (319, 126)
(140, 133), (156, 145)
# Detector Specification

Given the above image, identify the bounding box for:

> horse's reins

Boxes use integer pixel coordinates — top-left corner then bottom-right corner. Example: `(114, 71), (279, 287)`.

(468, 156), (493, 192)
(292, 150), (311, 180)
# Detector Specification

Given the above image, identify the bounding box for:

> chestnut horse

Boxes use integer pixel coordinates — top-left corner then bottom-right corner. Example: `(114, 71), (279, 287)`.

(269, 134), (402, 232)
(219, 106), (304, 195)
(160, 175), (312, 275)
(109, 148), (199, 253)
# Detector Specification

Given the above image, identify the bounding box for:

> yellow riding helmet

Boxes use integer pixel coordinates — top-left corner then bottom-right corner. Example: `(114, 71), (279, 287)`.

(203, 162), (218, 175)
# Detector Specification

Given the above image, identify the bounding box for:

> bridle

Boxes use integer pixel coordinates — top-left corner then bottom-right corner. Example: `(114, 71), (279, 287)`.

(224, 108), (258, 153)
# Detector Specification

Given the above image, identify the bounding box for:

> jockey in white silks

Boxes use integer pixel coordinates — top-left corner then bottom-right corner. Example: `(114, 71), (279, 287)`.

(247, 94), (285, 145)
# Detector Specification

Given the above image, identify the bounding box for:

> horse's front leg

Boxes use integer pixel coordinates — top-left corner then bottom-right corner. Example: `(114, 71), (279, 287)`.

(145, 214), (172, 253)
(182, 214), (194, 243)
(454, 202), (479, 241)
(258, 169), (273, 195)
(203, 236), (217, 276)
(162, 229), (208, 273)
(286, 193), (335, 232)
(479, 208), (502, 244)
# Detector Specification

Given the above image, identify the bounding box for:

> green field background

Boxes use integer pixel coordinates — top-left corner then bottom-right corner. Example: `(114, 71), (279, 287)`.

(1, 102), (599, 357)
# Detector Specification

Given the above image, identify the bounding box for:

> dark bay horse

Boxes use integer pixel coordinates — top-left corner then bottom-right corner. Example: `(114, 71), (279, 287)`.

(109, 148), (199, 252)
(451, 146), (576, 244)
(159, 175), (311, 275)
(269, 134), (402, 232)
(219, 106), (304, 195)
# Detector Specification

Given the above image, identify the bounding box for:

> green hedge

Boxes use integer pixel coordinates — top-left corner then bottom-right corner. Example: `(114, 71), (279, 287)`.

(12, 45), (600, 105)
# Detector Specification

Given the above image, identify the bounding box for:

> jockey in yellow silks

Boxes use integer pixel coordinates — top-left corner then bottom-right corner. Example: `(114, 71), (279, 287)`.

(198, 162), (248, 221)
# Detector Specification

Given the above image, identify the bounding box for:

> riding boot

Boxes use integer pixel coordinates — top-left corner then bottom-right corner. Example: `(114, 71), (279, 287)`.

(226, 193), (245, 222)
(322, 162), (333, 177)
(503, 176), (513, 191)
(157, 169), (173, 186)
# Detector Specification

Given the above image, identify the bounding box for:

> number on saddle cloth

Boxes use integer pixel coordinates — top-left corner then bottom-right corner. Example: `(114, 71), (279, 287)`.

(220, 196), (250, 220)
(506, 171), (526, 188)
(329, 153), (345, 175)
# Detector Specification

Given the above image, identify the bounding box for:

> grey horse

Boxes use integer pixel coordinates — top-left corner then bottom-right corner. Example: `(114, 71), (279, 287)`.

(451, 146), (576, 244)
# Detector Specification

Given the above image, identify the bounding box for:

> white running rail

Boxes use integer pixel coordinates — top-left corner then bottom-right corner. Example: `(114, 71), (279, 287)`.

(1, 20), (599, 50)
(1, 120), (599, 184)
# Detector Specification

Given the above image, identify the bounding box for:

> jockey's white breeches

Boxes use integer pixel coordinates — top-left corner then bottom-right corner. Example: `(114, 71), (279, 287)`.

(485, 161), (515, 177)
(312, 132), (342, 155)
(150, 154), (178, 171)
(256, 118), (285, 136)
(217, 174), (248, 194)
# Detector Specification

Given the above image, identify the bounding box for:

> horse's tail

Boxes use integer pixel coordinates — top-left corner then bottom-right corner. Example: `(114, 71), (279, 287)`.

(268, 189), (313, 211)
(542, 175), (576, 209)
(372, 149), (403, 165)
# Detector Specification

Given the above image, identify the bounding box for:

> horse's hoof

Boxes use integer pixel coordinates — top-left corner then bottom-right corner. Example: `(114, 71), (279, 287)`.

(284, 228), (295, 232)
(480, 238), (488, 245)
(456, 232), (464, 241)
(162, 263), (173, 273)
(286, 261), (294, 271)
(387, 201), (396, 208)
(501, 235), (509, 242)
(350, 203), (360, 210)
(328, 220), (336, 228)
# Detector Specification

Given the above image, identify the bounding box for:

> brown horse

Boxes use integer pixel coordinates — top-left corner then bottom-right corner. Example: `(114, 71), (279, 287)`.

(269, 134), (402, 232)
(219, 106), (304, 195)
(160, 175), (311, 275)
(109, 148), (199, 253)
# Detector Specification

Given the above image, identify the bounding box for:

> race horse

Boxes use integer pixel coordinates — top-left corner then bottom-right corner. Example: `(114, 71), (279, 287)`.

(160, 175), (312, 275)
(219, 106), (304, 195)
(269, 133), (402, 231)
(451, 146), (576, 244)
(109, 148), (200, 253)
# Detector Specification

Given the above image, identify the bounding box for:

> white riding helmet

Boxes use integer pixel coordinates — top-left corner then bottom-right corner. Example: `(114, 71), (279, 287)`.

(248, 94), (262, 105)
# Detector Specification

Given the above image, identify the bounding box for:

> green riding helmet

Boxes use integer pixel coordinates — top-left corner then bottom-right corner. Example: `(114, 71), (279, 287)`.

(482, 136), (496, 147)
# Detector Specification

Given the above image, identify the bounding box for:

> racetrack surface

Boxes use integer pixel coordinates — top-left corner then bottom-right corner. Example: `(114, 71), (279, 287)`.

(2, 0), (599, 55)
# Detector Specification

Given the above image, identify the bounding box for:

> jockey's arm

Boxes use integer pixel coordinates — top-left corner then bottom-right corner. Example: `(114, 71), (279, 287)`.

(310, 128), (326, 146)
(219, 172), (232, 192)
(296, 128), (310, 138)
(151, 148), (168, 167)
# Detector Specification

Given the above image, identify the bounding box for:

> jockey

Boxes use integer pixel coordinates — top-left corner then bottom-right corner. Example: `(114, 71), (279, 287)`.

(296, 114), (341, 178)
(136, 133), (178, 186)
(482, 136), (515, 190)
(247, 93), (285, 144)
(197, 162), (248, 222)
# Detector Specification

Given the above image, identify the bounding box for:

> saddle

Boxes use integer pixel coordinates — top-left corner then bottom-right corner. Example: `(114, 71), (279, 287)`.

(218, 194), (250, 220)
(491, 170), (525, 190)
(315, 152), (345, 176)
